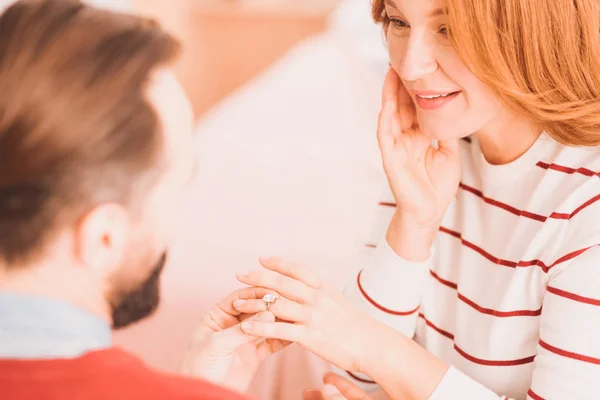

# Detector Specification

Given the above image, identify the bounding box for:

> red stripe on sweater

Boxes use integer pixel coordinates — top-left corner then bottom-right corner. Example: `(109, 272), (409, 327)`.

(460, 182), (600, 222)
(419, 313), (536, 366)
(547, 286), (600, 306)
(454, 345), (536, 366)
(537, 161), (600, 178)
(418, 313), (454, 340)
(346, 371), (376, 384)
(439, 226), (531, 269)
(528, 389), (546, 400)
(439, 227), (597, 273)
(458, 293), (542, 317)
(357, 271), (419, 316)
(429, 270), (458, 289)
(551, 194), (600, 219)
(540, 339), (600, 365)
(550, 245), (597, 269)
(381, 188), (600, 222)
(429, 270), (542, 317)
(459, 183), (546, 222)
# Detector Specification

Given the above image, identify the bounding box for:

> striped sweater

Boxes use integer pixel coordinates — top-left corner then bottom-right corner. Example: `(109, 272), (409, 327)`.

(343, 133), (600, 399)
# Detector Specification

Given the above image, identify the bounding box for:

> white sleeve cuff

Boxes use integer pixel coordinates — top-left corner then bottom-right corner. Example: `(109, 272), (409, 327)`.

(429, 367), (500, 400)
(358, 240), (432, 309)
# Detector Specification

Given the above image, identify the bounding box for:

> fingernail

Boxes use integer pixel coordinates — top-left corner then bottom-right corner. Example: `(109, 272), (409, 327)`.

(235, 270), (249, 277)
(233, 300), (246, 308)
(258, 256), (270, 263)
(323, 384), (340, 396)
(241, 321), (253, 330)
(302, 389), (320, 399)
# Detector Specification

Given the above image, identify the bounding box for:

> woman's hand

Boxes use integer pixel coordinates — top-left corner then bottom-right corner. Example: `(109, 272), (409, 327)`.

(236, 258), (449, 400)
(303, 373), (389, 400)
(378, 68), (461, 260)
(179, 287), (289, 393)
(234, 258), (383, 376)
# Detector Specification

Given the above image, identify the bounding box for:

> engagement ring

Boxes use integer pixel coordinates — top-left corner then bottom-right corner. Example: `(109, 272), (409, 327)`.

(262, 293), (278, 312)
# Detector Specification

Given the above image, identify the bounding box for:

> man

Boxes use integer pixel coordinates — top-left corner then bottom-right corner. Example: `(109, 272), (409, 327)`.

(0, 1), (376, 399)
(0, 0), (285, 398)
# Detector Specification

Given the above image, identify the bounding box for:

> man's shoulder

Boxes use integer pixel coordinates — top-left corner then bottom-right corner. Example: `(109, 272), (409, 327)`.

(88, 348), (250, 400)
(0, 347), (250, 400)
(132, 361), (250, 400)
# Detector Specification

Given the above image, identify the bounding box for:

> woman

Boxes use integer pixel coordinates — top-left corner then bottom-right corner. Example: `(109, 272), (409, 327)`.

(230, 0), (600, 398)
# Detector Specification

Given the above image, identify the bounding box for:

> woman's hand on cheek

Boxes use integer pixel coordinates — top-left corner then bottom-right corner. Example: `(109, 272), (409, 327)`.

(378, 67), (461, 261)
(234, 257), (379, 375)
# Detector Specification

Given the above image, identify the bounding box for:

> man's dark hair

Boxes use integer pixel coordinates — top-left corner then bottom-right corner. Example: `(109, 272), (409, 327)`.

(0, 0), (180, 266)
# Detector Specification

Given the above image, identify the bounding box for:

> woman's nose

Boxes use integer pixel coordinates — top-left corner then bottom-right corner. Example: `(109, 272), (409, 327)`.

(398, 33), (438, 82)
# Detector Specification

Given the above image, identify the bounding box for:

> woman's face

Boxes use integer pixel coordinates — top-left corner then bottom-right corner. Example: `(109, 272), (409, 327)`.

(384, 0), (504, 140)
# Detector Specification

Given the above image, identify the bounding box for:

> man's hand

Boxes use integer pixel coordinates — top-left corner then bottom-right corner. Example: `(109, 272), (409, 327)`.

(179, 287), (289, 393)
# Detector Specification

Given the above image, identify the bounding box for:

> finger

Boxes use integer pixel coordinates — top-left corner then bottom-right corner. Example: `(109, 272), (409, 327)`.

(205, 287), (277, 331)
(382, 66), (417, 132)
(381, 67), (400, 109)
(200, 310), (240, 334)
(437, 138), (460, 156)
(188, 323), (215, 347)
(304, 385), (351, 400)
(323, 373), (372, 400)
(240, 319), (308, 343)
(217, 286), (277, 316)
(269, 338), (292, 349)
(303, 389), (326, 400)
(235, 269), (313, 304)
(378, 68), (402, 153)
(255, 337), (291, 362)
(397, 79), (417, 131)
(233, 297), (311, 323)
(259, 257), (322, 289)
(211, 312), (275, 353)
(323, 384), (352, 400)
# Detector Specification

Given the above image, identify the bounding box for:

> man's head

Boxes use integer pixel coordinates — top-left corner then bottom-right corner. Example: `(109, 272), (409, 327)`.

(0, 0), (195, 328)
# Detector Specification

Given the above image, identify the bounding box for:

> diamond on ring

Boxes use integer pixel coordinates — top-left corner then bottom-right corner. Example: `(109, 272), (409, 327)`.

(262, 293), (277, 312)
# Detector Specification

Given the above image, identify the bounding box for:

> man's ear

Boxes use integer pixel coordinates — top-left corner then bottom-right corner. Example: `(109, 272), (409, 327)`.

(75, 203), (130, 275)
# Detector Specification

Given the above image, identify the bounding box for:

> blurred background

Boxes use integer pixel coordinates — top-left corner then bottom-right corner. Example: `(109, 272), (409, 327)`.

(0, 0), (392, 398)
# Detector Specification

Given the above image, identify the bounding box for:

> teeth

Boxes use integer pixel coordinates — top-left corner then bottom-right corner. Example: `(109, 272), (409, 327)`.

(418, 93), (452, 99)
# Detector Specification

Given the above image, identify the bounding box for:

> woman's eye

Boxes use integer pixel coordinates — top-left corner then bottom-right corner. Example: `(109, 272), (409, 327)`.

(389, 18), (409, 29)
(438, 25), (449, 37)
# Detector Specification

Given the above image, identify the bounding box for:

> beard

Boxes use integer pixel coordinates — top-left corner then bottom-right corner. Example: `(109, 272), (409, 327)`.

(110, 251), (167, 330)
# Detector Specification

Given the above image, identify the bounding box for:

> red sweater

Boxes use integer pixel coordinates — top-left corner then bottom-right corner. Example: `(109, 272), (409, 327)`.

(0, 347), (250, 400)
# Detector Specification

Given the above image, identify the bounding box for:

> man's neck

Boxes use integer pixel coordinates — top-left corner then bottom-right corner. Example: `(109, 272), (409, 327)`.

(0, 262), (112, 326)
